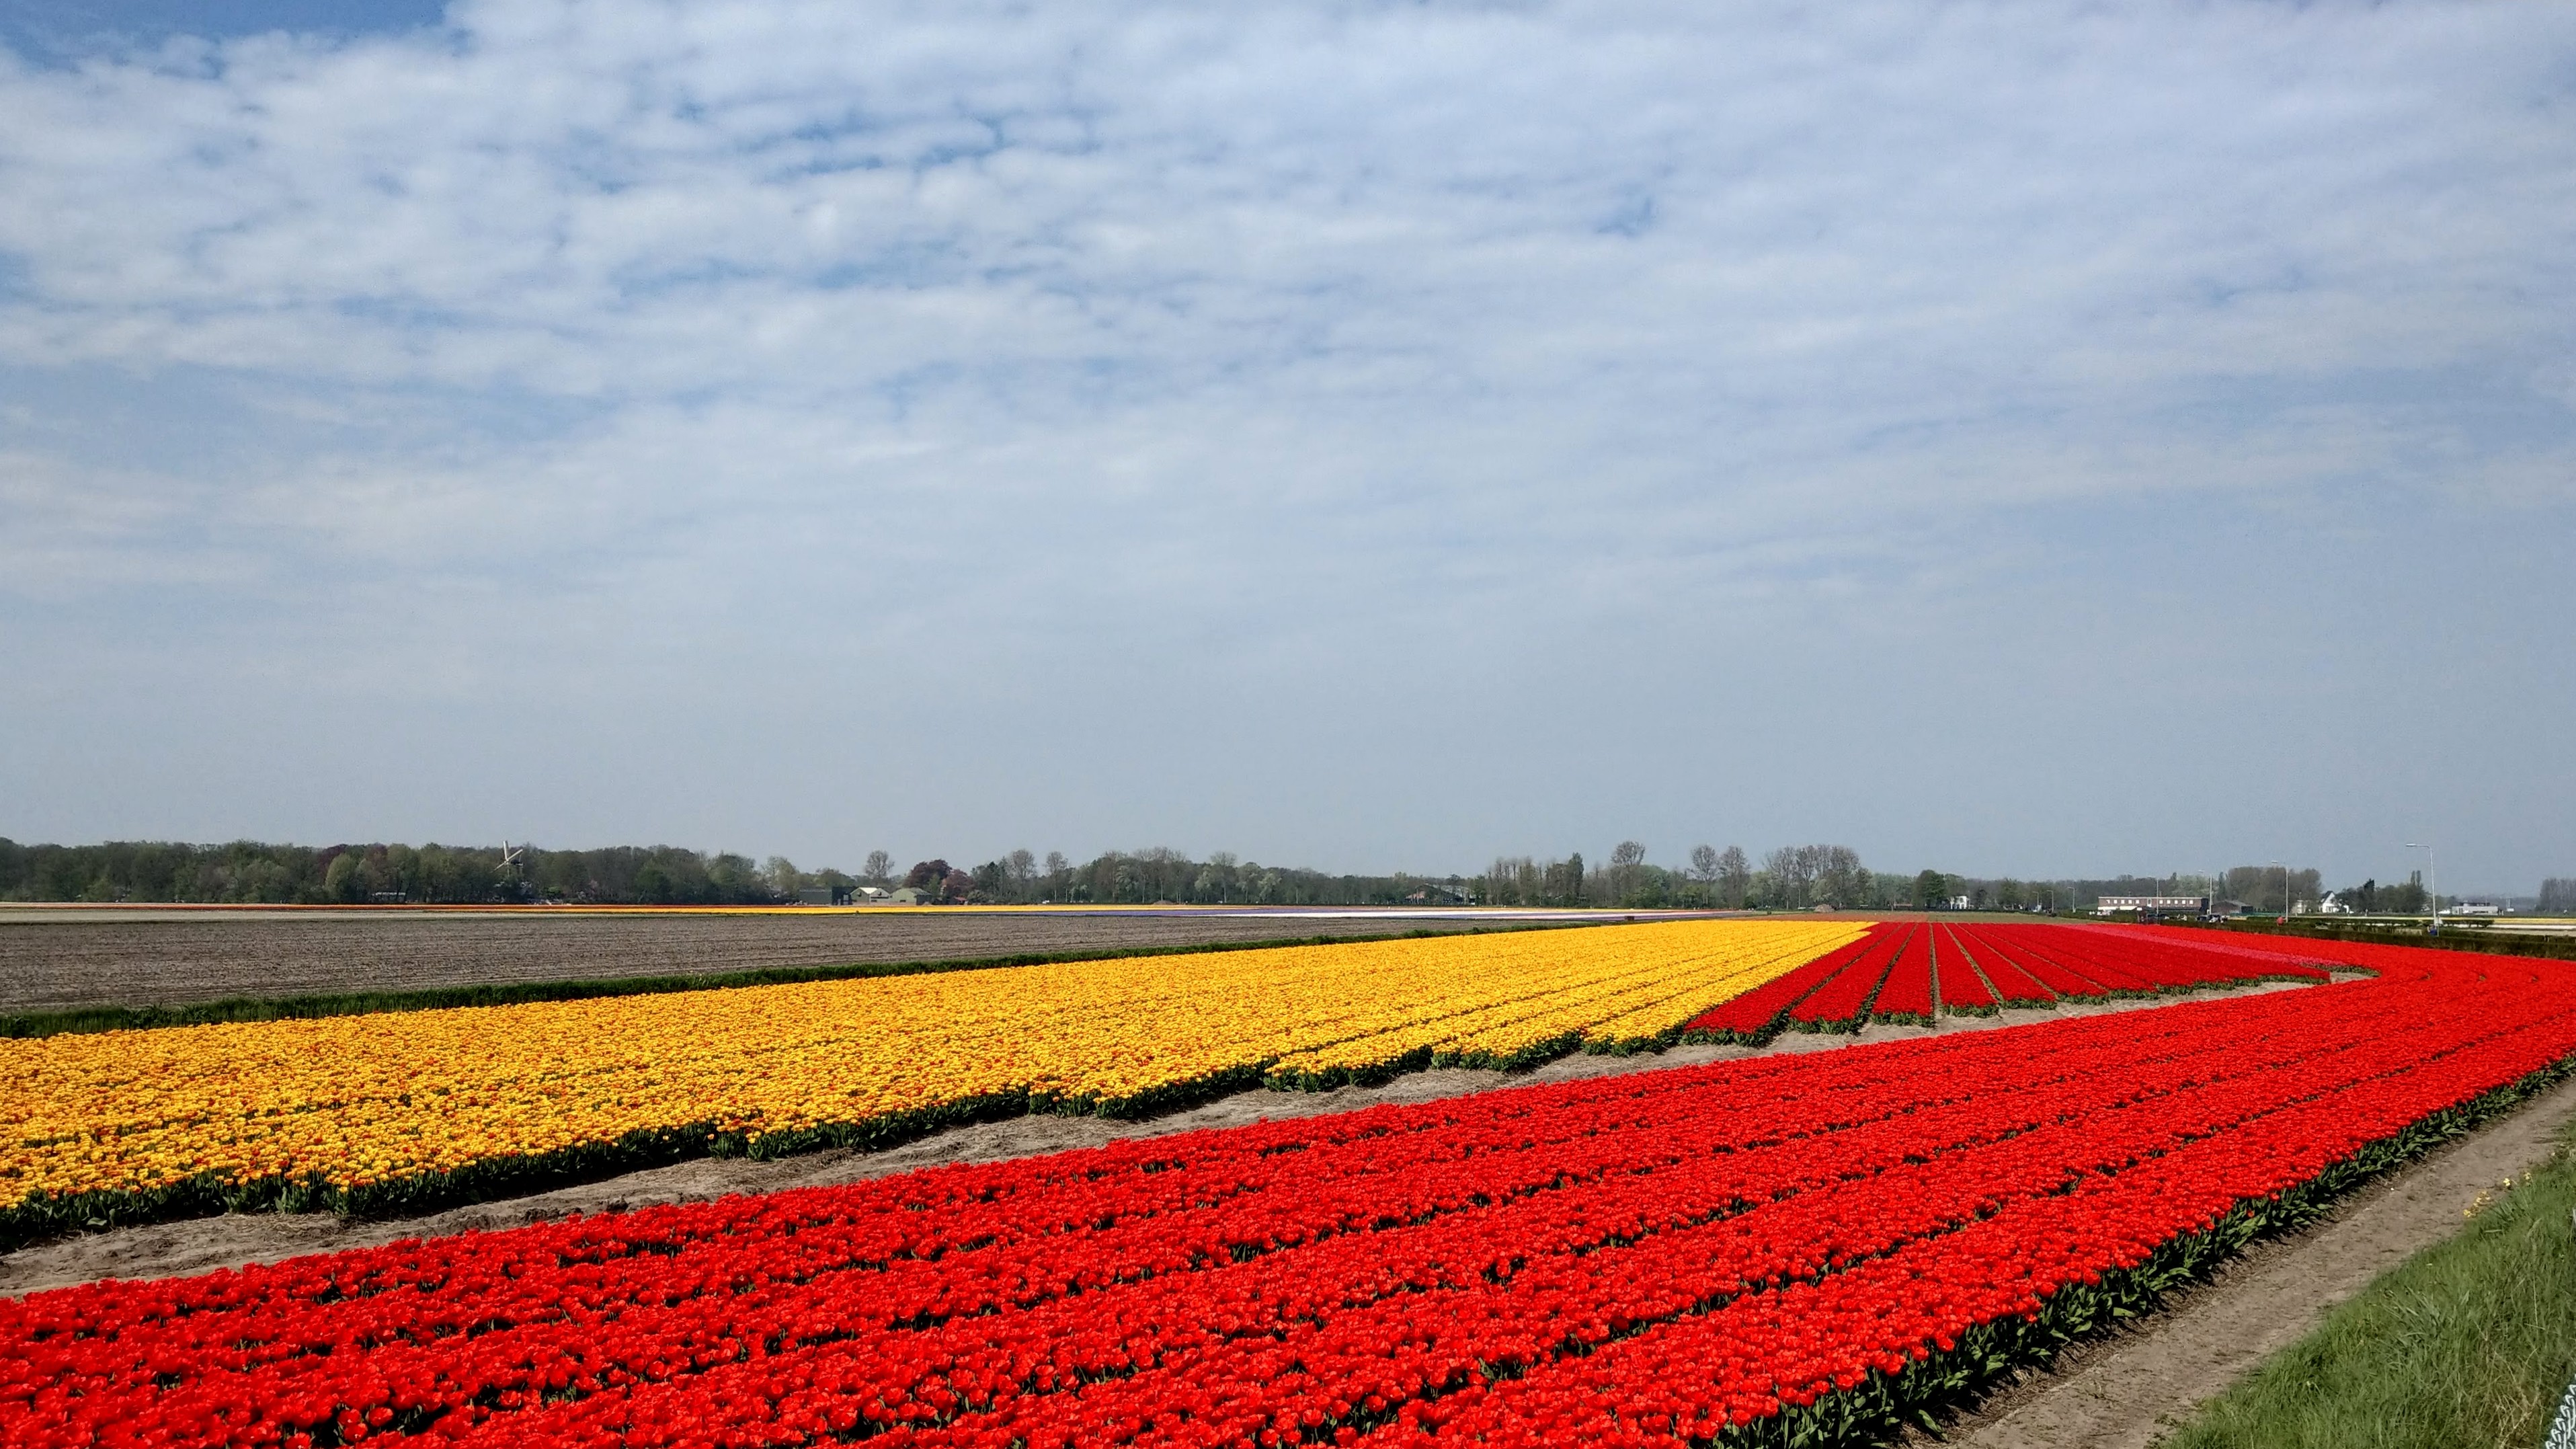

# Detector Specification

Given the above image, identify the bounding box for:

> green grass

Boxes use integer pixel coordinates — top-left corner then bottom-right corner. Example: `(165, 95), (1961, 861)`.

(2159, 1118), (2576, 1449)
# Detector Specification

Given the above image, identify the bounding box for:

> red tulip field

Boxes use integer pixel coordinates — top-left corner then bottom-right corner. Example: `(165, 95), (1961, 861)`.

(6, 926), (2572, 1448)
(1681, 921), (2327, 1038)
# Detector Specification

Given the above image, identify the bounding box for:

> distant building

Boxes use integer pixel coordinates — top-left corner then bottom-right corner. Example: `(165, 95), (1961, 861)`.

(852, 886), (891, 904)
(2095, 894), (2212, 917)
(885, 887), (926, 905)
(795, 887), (850, 906)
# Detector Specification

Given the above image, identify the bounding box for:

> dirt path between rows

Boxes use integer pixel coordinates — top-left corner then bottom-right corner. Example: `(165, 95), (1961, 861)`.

(1928, 1072), (2576, 1449)
(0, 981), (2317, 1298)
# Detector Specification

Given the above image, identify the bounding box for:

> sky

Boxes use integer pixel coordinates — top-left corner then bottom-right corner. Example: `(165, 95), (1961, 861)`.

(1, 1), (2571, 893)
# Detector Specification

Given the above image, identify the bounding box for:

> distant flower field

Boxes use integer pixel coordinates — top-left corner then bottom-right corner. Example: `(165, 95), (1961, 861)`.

(0, 918), (1863, 1235)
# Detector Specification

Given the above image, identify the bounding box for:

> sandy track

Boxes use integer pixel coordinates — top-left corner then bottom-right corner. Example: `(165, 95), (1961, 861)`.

(1929, 1071), (2576, 1449)
(0, 911), (1557, 1013)
(0, 982), (2306, 1298)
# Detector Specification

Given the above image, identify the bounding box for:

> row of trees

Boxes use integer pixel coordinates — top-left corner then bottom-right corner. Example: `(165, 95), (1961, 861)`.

(2328, 876), (2431, 914)
(958, 843), (1951, 912)
(951, 849), (1463, 908)
(0, 837), (1909, 910)
(1916, 869), (2323, 914)
(0, 838), (801, 906)
(1475, 844), (1877, 910)
(0, 839), (1535, 909)
(1922, 867), (2460, 916)
(4, 838), (2548, 914)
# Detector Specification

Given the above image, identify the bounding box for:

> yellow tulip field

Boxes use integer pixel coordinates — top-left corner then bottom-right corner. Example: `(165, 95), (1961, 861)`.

(0, 918), (1861, 1234)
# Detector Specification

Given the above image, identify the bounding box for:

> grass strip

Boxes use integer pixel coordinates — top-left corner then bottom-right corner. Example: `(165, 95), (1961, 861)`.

(0, 921), (1581, 1040)
(2157, 1111), (2576, 1448)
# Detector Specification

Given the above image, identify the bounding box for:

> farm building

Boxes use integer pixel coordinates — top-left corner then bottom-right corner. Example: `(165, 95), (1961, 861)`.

(2094, 893), (2212, 916)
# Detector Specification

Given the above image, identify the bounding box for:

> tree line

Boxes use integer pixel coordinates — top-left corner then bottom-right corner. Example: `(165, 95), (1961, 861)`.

(0, 838), (800, 906)
(0, 837), (2544, 913)
(0, 837), (1942, 911)
(0, 838), (1591, 908)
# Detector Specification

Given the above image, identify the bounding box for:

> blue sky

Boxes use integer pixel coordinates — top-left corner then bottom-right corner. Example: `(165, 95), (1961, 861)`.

(2, 0), (2571, 892)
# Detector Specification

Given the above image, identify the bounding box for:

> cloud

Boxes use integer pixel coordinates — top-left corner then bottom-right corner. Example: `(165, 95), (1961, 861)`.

(1, 1), (2573, 882)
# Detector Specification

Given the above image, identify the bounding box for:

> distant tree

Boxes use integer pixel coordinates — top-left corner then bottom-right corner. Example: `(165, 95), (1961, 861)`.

(1556, 852), (1586, 907)
(322, 851), (362, 903)
(633, 860), (676, 904)
(1202, 851), (1239, 903)
(903, 859), (952, 892)
(1609, 840), (1647, 904)
(971, 860), (1008, 901)
(2223, 864), (2320, 915)
(1762, 847), (1814, 909)
(707, 853), (760, 900)
(1806, 847), (1863, 908)
(940, 867), (975, 904)
(2540, 878), (2575, 913)
(1916, 869), (1951, 910)
(764, 857), (801, 900)
(1686, 845), (1718, 899)
(862, 850), (893, 885)
(1006, 849), (1036, 898)
(1716, 846), (1750, 908)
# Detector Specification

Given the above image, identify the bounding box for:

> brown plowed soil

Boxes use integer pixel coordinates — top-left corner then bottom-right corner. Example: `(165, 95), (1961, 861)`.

(0, 980), (2315, 1298)
(0, 910), (1557, 1013)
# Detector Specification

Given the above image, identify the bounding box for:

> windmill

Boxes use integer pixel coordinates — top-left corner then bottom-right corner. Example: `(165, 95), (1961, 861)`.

(498, 840), (528, 898)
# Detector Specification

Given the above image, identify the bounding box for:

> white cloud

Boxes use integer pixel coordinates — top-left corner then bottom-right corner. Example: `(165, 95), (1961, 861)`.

(1, 0), (2573, 881)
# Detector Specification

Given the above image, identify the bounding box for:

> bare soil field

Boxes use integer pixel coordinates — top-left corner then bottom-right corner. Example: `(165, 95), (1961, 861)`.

(0, 909), (1562, 1014)
(0, 978), (2323, 1297)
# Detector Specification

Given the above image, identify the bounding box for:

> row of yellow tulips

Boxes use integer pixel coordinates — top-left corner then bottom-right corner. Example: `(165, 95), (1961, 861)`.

(1, 918), (1864, 1227)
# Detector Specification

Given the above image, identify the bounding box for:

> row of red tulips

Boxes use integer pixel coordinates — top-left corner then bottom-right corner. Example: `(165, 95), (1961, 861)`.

(9, 998), (2248, 1442)
(7, 931), (2563, 1448)
(1401, 943), (2561, 1445)
(1685, 922), (2332, 1040)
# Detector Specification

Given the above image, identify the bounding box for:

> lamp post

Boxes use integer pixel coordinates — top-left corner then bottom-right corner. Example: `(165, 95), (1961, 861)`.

(2405, 842), (2436, 934)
